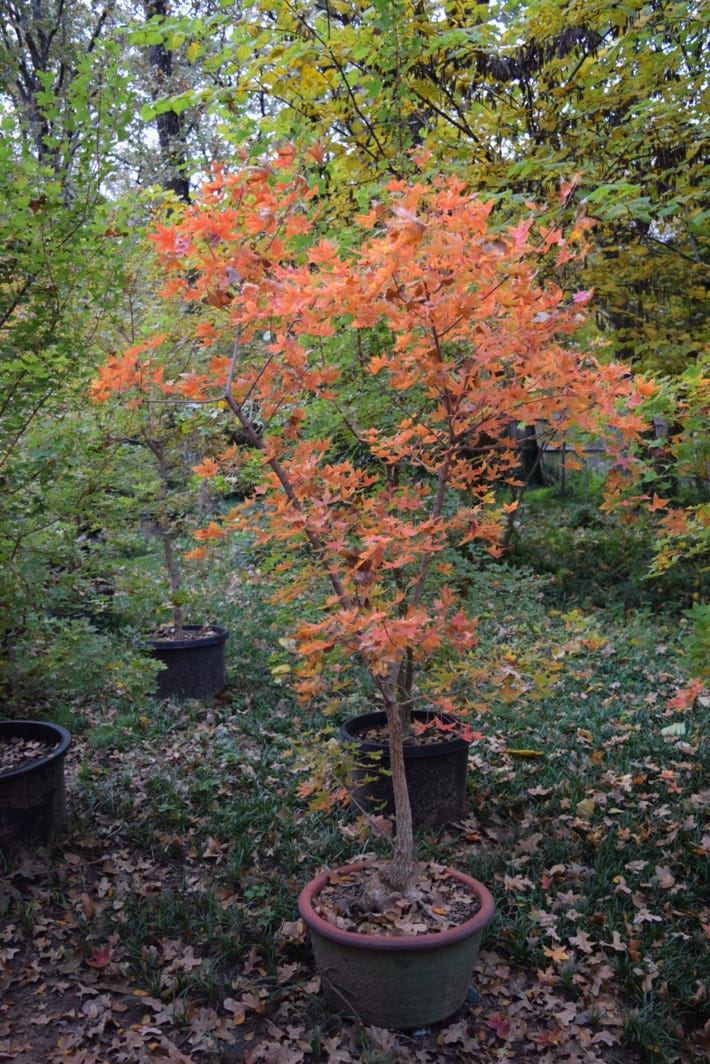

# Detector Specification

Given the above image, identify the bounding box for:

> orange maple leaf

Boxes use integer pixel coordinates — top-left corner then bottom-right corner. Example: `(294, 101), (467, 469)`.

(193, 457), (220, 478)
(193, 521), (226, 542)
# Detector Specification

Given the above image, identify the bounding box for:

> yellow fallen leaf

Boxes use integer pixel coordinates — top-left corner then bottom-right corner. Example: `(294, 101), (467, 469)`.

(508, 749), (545, 759)
(576, 798), (596, 821)
(543, 945), (570, 962)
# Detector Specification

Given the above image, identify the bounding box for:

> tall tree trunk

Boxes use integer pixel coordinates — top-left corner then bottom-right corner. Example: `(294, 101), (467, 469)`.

(144, 0), (190, 202)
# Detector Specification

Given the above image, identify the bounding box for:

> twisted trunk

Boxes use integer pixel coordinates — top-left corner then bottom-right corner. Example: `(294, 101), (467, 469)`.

(380, 684), (415, 893)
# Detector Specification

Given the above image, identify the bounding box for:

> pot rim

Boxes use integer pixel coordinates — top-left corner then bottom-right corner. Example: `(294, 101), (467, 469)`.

(142, 624), (229, 651)
(340, 709), (470, 757)
(0, 720), (72, 783)
(298, 859), (495, 953)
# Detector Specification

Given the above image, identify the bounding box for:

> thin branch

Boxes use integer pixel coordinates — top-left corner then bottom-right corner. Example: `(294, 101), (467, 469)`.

(222, 325), (353, 613)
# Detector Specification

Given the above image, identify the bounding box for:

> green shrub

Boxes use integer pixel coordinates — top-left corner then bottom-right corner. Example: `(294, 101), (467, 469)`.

(507, 499), (703, 611)
(684, 601), (710, 680)
(0, 614), (162, 710)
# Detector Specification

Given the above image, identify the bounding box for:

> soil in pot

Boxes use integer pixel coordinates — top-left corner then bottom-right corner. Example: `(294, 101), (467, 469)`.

(298, 860), (495, 1028)
(145, 624), (228, 700)
(0, 721), (72, 853)
(339, 710), (470, 832)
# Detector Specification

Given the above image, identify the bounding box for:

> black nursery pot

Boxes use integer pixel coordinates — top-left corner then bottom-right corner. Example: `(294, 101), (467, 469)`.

(0, 720), (72, 854)
(146, 625), (229, 700)
(339, 710), (470, 832)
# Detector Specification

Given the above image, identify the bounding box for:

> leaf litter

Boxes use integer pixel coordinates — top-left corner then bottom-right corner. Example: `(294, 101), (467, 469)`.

(0, 735), (58, 775)
(312, 863), (481, 936)
(1, 617), (708, 1063)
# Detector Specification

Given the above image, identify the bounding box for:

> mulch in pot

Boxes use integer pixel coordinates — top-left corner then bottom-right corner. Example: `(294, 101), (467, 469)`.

(311, 861), (482, 937)
(0, 735), (59, 776)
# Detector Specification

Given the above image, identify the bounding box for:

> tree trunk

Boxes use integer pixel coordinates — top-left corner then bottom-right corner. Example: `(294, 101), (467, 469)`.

(144, 433), (184, 639)
(517, 423), (545, 487)
(144, 0), (191, 203)
(381, 690), (415, 893)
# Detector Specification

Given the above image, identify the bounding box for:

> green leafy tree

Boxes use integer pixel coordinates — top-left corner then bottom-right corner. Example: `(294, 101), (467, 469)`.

(187, 0), (709, 375)
(0, 1), (145, 703)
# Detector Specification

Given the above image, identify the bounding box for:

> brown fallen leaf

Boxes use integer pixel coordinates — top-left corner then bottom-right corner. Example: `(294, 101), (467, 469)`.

(654, 865), (676, 889)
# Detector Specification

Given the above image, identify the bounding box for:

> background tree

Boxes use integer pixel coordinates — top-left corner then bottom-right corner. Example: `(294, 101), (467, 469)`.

(142, 0), (191, 200)
(127, 0), (246, 197)
(0, 0), (143, 703)
(187, 0), (709, 376)
(0, 0), (122, 173)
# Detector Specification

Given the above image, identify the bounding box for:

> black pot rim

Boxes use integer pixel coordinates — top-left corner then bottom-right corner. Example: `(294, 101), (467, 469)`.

(0, 720), (72, 783)
(142, 624), (229, 652)
(340, 709), (470, 758)
(298, 860), (495, 952)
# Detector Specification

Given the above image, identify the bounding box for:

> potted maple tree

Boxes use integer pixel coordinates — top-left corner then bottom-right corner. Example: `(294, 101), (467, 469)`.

(109, 150), (652, 1026)
(90, 345), (228, 701)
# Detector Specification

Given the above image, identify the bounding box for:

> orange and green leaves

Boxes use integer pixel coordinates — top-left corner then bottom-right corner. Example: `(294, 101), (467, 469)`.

(92, 153), (655, 709)
(206, 0), (709, 375)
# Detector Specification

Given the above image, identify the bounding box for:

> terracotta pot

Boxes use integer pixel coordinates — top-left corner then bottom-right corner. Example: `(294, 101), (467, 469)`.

(339, 710), (469, 831)
(298, 860), (495, 1028)
(0, 720), (72, 853)
(145, 625), (228, 700)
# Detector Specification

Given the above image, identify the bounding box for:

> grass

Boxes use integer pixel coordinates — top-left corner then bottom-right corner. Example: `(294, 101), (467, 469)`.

(1, 496), (707, 1063)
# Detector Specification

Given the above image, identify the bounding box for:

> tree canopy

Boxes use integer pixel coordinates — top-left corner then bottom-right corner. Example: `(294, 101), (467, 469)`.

(179, 0), (709, 374)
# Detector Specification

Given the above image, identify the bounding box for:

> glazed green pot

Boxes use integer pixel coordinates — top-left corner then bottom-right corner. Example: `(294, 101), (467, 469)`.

(298, 860), (495, 1028)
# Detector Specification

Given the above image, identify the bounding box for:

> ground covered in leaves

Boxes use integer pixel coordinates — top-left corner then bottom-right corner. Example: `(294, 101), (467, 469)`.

(1, 582), (708, 1063)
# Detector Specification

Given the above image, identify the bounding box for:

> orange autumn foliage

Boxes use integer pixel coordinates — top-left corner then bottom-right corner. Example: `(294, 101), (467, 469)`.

(93, 153), (655, 889)
(95, 155), (653, 704)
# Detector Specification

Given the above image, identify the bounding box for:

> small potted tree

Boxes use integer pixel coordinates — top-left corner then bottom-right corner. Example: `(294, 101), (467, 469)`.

(90, 340), (228, 700)
(114, 151), (652, 1025)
